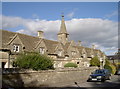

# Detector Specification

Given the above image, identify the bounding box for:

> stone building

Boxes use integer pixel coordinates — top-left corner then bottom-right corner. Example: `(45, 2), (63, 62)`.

(0, 15), (106, 68)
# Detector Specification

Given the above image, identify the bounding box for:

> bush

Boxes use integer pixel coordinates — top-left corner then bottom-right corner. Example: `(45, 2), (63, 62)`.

(104, 64), (116, 74)
(115, 62), (120, 69)
(105, 58), (110, 65)
(13, 53), (54, 70)
(90, 56), (100, 67)
(104, 64), (112, 73)
(64, 62), (78, 68)
(104, 59), (116, 74)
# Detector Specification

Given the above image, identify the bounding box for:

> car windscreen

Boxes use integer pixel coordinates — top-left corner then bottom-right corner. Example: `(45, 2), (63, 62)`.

(93, 70), (105, 74)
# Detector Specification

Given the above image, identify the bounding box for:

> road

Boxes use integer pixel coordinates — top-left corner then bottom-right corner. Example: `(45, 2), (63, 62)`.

(46, 75), (120, 89)
(5, 75), (119, 89)
(69, 75), (120, 88)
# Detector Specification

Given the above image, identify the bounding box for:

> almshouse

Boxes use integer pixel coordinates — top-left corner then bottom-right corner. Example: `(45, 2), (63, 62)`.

(0, 15), (106, 68)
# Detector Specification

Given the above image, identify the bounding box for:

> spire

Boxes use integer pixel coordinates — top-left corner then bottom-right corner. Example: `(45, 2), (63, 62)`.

(58, 14), (69, 35)
(57, 14), (69, 45)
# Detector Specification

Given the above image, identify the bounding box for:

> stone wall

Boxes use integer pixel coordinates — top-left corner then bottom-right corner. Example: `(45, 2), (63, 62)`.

(2, 67), (97, 88)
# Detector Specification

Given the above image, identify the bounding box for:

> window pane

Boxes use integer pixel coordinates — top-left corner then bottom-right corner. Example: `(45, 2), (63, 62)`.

(13, 45), (19, 52)
(39, 47), (45, 54)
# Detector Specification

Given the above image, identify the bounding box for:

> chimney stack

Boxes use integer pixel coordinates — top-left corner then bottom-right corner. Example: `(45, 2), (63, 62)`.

(78, 40), (81, 46)
(92, 44), (95, 49)
(37, 31), (44, 38)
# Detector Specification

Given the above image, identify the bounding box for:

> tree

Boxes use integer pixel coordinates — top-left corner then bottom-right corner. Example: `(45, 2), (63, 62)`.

(13, 52), (54, 70)
(90, 56), (100, 67)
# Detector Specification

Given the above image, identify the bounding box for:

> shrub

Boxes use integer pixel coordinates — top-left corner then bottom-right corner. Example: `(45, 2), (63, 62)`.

(64, 62), (78, 68)
(104, 59), (116, 74)
(115, 62), (120, 69)
(13, 53), (54, 70)
(105, 64), (116, 74)
(105, 58), (110, 65)
(104, 64), (112, 73)
(90, 56), (100, 67)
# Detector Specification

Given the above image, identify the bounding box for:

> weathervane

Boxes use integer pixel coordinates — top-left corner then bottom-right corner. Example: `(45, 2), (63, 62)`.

(61, 12), (64, 17)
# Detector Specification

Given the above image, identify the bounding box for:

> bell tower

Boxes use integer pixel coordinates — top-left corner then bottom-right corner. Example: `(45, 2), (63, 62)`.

(57, 15), (69, 45)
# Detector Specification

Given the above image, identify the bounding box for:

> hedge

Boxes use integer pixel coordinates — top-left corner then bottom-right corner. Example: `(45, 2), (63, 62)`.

(64, 62), (78, 68)
(13, 53), (54, 70)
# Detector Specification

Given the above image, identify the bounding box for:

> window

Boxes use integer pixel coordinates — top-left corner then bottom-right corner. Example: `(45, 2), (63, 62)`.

(71, 51), (76, 56)
(13, 45), (19, 52)
(58, 50), (62, 56)
(91, 55), (94, 58)
(39, 47), (45, 54)
(83, 53), (86, 58)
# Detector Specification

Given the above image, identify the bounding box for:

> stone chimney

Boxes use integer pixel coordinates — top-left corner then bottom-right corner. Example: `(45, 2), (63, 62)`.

(78, 40), (81, 46)
(37, 31), (44, 38)
(92, 44), (95, 49)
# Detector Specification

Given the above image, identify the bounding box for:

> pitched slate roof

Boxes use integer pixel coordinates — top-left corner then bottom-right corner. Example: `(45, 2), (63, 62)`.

(74, 45), (104, 57)
(63, 42), (71, 55)
(75, 46), (84, 55)
(43, 39), (59, 54)
(93, 49), (100, 56)
(85, 47), (92, 57)
(63, 42), (71, 51)
(1, 30), (41, 52)
(1, 30), (16, 49)
(1, 30), (60, 53)
(1, 30), (105, 57)
(17, 33), (40, 52)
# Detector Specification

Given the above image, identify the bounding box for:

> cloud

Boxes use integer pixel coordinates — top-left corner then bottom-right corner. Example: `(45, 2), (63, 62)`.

(2, 15), (118, 55)
(1, 15), (28, 29)
(104, 10), (118, 18)
(67, 12), (74, 18)
(66, 8), (78, 19)
(66, 18), (118, 48)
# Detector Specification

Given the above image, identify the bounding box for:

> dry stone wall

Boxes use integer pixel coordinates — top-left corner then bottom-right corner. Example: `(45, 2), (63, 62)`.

(2, 67), (97, 88)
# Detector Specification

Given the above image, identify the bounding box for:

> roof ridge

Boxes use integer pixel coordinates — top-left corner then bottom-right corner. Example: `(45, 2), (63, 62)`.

(43, 38), (59, 43)
(2, 30), (59, 44)
(17, 32), (39, 39)
(2, 30), (39, 39)
(2, 30), (16, 34)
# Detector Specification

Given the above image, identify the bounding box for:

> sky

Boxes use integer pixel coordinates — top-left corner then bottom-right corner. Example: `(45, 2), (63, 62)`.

(1, 2), (118, 55)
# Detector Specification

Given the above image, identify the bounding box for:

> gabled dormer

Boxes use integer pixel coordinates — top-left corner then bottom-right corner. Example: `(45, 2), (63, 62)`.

(81, 48), (87, 58)
(34, 39), (47, 54)
(7, 34), (24, 53)
(55, 42), (65, 57)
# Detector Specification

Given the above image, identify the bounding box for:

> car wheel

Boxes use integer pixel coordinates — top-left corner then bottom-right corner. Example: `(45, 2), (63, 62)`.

(87, 79), (90, 82)
(101, 79), (105, 82)
(108, 76), (111, 80)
